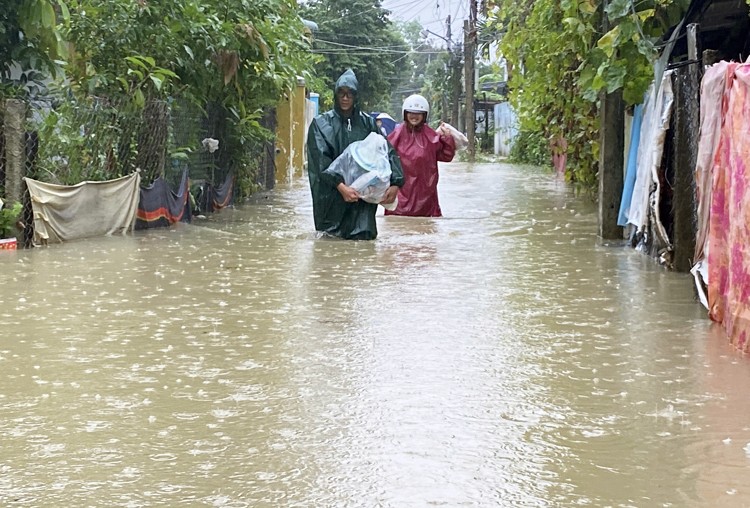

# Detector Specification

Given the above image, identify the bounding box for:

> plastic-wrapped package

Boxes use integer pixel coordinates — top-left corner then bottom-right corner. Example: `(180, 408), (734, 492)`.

(323, 132), (393, 205)
(438, 122), (469, 150)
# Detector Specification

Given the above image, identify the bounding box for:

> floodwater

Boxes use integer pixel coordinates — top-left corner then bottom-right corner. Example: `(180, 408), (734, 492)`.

(1, 161), (749, 507)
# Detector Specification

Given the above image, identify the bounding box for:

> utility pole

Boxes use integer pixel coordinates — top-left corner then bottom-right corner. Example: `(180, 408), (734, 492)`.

(451, 51), (461, 128)
(448, 15), (461, 128)
(464, 0), (477, 161)
(446, 15), (459, 127)
(446, 15), (452, 52)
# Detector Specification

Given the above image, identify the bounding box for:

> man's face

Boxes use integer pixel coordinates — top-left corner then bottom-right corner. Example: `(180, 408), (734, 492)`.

(336, 88), (354, 113)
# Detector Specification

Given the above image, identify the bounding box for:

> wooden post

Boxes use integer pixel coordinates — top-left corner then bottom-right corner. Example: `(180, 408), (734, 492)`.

(451, 50), (462, 127)
(597, 89), (625, 240)
(464, 19), (475, 161)
(3, 99), (26, 204)
(671, 24), (701, 272)
(597, 0), (624, 240)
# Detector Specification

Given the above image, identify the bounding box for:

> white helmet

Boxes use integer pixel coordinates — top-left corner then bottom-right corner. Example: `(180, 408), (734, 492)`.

(402, 94), (429, 121)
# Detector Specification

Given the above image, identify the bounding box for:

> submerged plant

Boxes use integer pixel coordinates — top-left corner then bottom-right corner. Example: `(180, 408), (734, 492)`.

(0, 201), (23, 238)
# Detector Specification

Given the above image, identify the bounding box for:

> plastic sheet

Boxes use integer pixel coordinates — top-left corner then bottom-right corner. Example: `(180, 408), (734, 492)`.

(438, 122), (469, 150)
(323, 133), (392, 205)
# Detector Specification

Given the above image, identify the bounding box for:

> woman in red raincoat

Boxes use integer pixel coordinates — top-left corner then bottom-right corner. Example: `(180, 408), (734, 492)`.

(385, 94), (456, 217)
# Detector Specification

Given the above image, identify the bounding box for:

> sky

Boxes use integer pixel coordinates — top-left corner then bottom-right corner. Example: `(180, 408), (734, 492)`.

(381, 0), (469, 48)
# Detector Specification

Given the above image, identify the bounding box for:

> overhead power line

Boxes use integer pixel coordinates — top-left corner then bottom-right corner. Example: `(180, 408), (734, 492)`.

(314, 39), (441, 56)
(315, 39), (416, 52)
(314, 33), (413, 47)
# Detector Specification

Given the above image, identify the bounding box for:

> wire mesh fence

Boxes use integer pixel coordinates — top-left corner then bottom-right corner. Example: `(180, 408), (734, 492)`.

(1, 94), (275, 203)
(1, 95), (276, 246)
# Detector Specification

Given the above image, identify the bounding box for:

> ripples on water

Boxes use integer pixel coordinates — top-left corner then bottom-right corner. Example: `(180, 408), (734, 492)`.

(1, 162), (749, 507)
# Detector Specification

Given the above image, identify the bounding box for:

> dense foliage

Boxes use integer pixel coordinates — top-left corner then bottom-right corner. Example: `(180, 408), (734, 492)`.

(391, 21), (460, 125)
(61, 0), (315, 187)
(0, 201), (23, 239)
(64, 0), (312, 108)
(2, 0), (316, 191)
(0, 0), (68, 97)
(487, 0), (691, 187)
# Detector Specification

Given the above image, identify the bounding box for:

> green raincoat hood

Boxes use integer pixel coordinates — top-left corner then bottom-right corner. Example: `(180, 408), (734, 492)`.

(335, 69), (359, 94)
(334, 69), (359, 115)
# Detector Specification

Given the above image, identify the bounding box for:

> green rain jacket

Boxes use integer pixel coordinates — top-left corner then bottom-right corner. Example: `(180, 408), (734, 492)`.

(307, 69), (404, 240)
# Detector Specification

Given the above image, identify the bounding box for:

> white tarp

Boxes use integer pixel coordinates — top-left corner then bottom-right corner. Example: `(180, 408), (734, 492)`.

(24, 172), (141, 245)
(626, 71), (674, 238)
(693, 63), (731, 263)
(303, 98), (317, 169)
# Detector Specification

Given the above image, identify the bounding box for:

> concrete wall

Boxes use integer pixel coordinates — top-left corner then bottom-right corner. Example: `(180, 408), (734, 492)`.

(275, 77), (308, 184)
(493, 102), (518, 157)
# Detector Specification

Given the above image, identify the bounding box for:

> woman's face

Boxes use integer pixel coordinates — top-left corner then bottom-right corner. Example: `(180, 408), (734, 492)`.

(406, 111), (425, 127)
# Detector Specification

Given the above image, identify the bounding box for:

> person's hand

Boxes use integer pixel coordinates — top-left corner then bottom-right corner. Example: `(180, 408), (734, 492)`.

(380, 185), (399, 205)
(337, 183), (360, 203)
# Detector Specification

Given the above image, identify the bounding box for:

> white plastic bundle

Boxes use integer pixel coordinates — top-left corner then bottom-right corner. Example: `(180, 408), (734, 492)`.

(438, 122), (469, 150)
(324, 132), (393, 206)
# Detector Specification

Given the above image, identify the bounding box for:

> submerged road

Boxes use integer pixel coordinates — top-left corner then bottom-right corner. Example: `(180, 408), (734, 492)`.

(1, 161), (748, 507)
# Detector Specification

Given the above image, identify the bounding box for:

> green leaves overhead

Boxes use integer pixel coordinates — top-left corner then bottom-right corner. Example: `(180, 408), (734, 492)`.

(63, 0), (313, 105)
(597, 25), (621, 57)
(605, 0), (632, 19)
(118, 56), (179, 107)
(1, 0), (69, 90)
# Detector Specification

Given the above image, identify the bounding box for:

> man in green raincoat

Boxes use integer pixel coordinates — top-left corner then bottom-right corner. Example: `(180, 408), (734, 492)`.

(307, 69), (404, 240)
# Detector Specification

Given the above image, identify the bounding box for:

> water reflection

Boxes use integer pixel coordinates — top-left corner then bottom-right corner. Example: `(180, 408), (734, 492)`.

(0, 162), (746, 507)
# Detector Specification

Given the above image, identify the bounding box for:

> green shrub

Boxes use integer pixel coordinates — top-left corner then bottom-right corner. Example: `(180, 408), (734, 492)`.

(508, 130), (550, 168)
(0, 201), (22, 238)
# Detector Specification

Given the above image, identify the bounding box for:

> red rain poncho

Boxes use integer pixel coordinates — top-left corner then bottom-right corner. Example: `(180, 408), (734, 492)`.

(385, 123), (455, 217)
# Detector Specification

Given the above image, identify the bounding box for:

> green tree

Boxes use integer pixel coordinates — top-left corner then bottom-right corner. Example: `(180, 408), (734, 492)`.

(49, 0), (315, 187)
(300, 0), (409, 111)
(574, 0), (690, 105)
(420, 49), (463, 126)
(0, 0), (69, 98)
(486, 0), (692, 187)
(388, 20), (449, 121)
(488, 0), (600, 185)
(64, 0), (312, 107)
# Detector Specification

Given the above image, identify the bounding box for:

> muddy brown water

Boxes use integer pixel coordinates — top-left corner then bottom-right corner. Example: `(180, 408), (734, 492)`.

(1, 162), (748, 507)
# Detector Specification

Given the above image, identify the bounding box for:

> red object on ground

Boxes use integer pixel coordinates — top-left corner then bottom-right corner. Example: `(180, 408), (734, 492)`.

(0, 238), (17, 250)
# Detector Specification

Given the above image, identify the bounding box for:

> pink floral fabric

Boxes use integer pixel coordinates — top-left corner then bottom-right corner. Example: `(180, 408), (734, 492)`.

(551, 135), (567, 175)
(708, 63), (750, 351)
